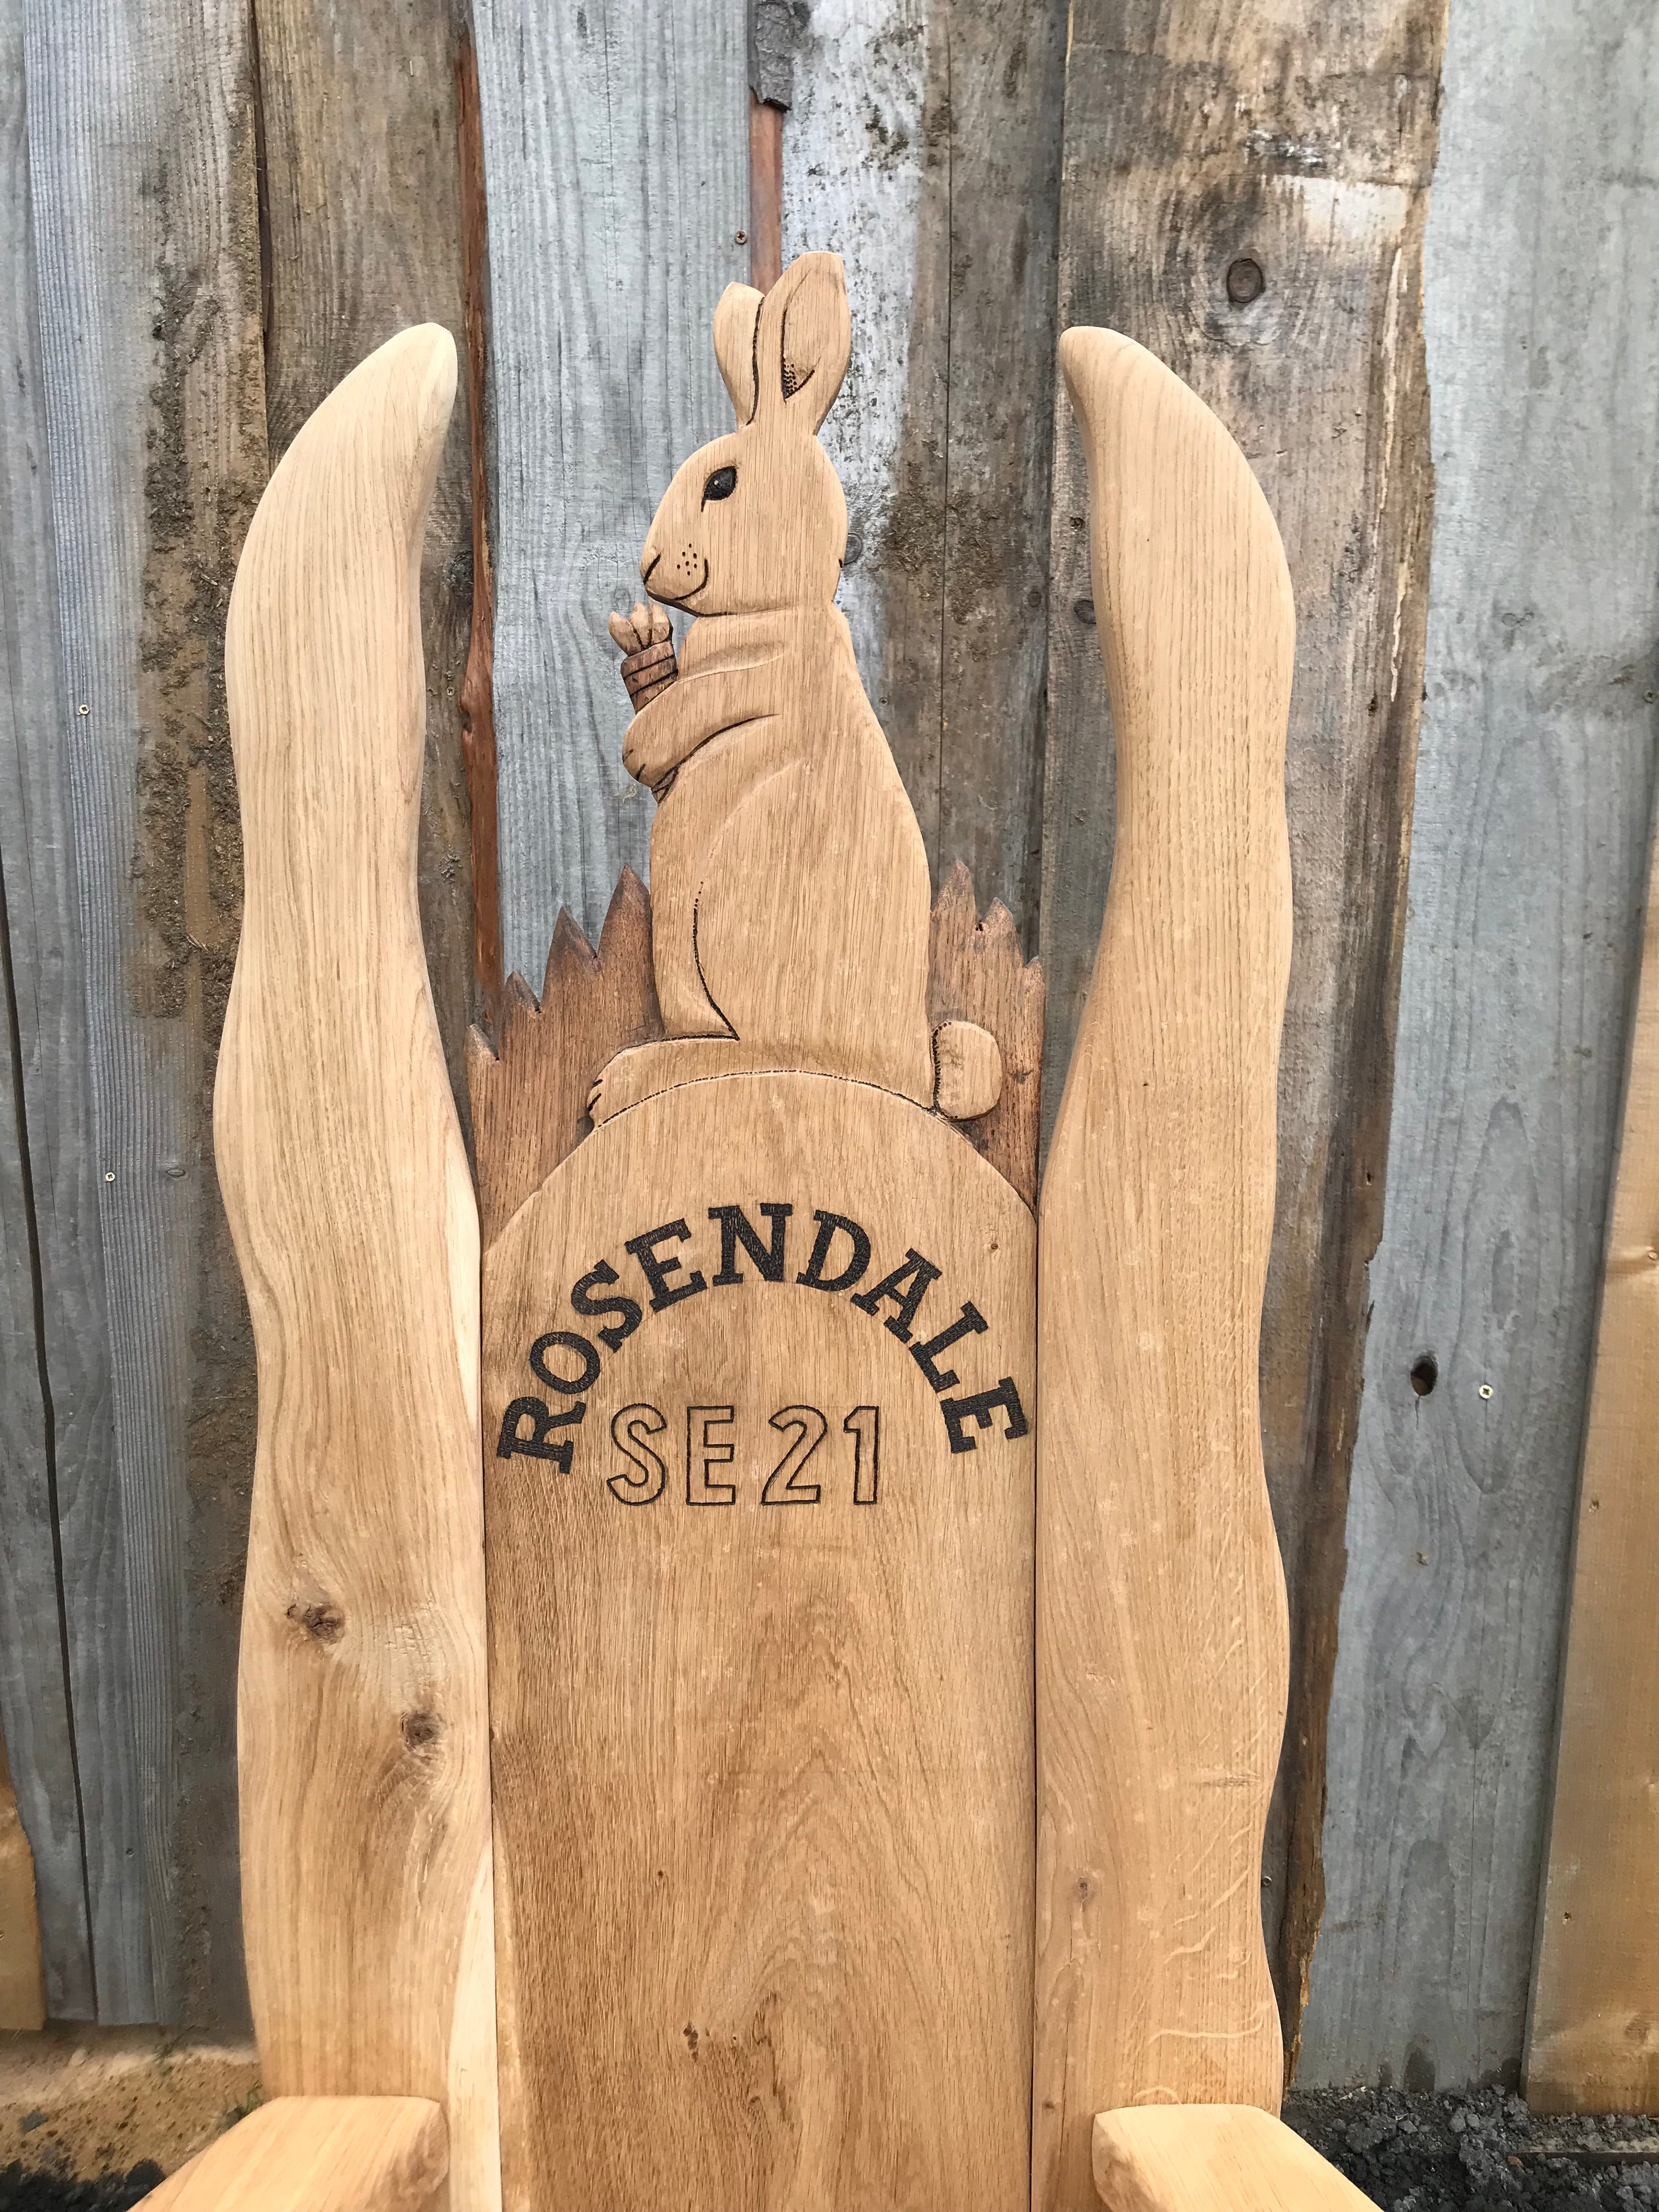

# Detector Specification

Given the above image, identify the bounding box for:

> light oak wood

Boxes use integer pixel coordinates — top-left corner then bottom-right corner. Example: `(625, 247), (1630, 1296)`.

(1526, 811), (1659, 2113)
(137, 2098), (446, 2212)
(935, 1012), (1003, 1121)
(1042, 3), (1444, 2069)
(1035, 329), (1295, 2209)
(591, 253), (1000, 1126)
(473, 270), (1038, 2210)
(1093, 2107), (1372, 2212)
(217, 328), (497, 2209)
(485, 1077), (1035, 2212)
(470, 856), (1041, 1259)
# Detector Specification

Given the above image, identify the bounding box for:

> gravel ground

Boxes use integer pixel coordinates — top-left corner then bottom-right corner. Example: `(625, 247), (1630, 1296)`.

(4, 2090), (1658, 2209)
(1287, 2089), (1659, 2210)
(0, 2169), (161, 2211)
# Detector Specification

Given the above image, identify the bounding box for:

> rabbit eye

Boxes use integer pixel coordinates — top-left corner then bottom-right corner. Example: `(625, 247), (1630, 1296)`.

(702, 465), (737, 504)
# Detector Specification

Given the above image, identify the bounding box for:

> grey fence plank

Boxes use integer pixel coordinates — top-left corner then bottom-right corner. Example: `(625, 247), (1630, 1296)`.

(257, 0), (479, 1105)
(1, 0), (148, 2026)
(22, 0), (267, 2022)
(0, 0), (92, 2024)
(472, 0), (751, 971)
(781, 0), (1066, 942)
(0, 0), (106, 2023)
(1039, 0), (1444, 2064)
(1300, 0), (1659, 2091)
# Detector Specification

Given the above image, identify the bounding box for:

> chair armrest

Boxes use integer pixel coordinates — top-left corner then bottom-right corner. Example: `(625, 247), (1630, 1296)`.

(1094, 2104), (1373, 2212)
(137, 2097), (445, 2212)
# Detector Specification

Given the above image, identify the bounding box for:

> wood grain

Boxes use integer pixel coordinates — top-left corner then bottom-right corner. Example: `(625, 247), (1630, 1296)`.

(591, 255), (957, 1125)
(21, 0), (268, 2023)
(466, 869), (662, 1249)
(486, 1075), (1034, 2212)
(137, 2098), (446, 2212)
(781, 0), (1067, 940)
(255, 0), (479, 1108)
(471, 0), (750, 967)
(748, 95), (783, 294)
(455, 15), (503, 1017)
(217, 328), (496, 2209)
(1527, 815), (1659, 2113)
(1039, 0), (1443, 2064)
(1035, 331), (1294, 2212)
(1300, 0), (1659, 2092)
(472, 854), (1039, 1251)
(0, 0), (116, 2022)
(1093, 2107), (1374, 2212)
(929, 861), (1043, 1209)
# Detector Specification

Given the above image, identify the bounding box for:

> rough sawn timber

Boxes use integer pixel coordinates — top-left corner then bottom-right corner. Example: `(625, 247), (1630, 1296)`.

(470, 0), (750, 969)
(1526, 791), (1659, 2113)
(19, 0), (269, 2023)
(217, 328), (497, 2210)
(1301, 0), (1659, 2092)
(255, 0), (480, 1111)
(0, 0), (117, 2023)
(1039, 0), (1445, 2068)
(1035, 330), (1294, 2212)
(781, 0), (1068, 943)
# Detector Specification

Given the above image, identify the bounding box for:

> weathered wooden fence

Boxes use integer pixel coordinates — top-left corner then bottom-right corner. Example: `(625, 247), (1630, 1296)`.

(0, 0), (1655, 2101)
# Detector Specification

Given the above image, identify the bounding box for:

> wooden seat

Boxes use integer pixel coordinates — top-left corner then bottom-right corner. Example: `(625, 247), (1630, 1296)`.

(1094, 2108), (1374, 2212)
(168, 263), (1361, 2212)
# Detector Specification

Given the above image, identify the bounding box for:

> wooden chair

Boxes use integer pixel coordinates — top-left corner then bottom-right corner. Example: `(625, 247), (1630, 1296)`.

(145, 258), (1372, 2212)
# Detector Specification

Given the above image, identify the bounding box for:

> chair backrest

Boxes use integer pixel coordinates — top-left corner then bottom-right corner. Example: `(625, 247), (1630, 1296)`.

(217, 268), (1293, 2212)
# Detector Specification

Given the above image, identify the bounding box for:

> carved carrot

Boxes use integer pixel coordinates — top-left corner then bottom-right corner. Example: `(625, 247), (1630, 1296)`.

(608, 600), (675, 709)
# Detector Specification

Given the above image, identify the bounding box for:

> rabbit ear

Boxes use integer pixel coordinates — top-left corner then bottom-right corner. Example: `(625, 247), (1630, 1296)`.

(754, 252), (851, 433)
(713, 284), (763, 424)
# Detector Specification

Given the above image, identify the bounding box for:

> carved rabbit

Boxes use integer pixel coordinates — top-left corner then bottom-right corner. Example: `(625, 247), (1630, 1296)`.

(590, 252), (1000, 1126)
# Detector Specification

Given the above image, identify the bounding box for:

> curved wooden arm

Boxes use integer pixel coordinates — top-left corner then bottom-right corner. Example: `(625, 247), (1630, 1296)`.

(138, 2098), (445, 2212)
(218, 327), (496, 2207)
(1094, 2107), (1372, 2212)
(1035, 330), (1295, 2208)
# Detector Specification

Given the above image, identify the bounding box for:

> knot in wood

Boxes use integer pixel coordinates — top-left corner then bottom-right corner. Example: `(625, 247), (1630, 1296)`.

(287, 1599), (345, 1644)
(401, 1709), (443, 1753)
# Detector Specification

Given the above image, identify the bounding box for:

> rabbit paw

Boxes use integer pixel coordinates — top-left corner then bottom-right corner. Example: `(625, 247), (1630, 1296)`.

(622, 706), (678, 798)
